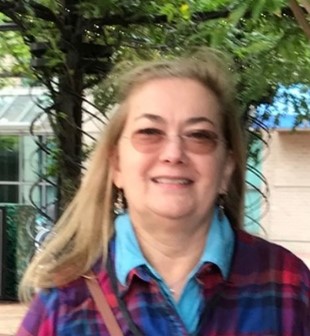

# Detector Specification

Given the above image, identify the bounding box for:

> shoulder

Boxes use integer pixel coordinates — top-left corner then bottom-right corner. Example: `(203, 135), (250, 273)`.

(17, 267), (110, 335)
(47, 266), (109, 308)
(16, 288), (60, 335)
(23, 278), (87, 324)
(233, 230), (310, 284)
(235, 229), (309, 267)
(225, 230), (310, 333)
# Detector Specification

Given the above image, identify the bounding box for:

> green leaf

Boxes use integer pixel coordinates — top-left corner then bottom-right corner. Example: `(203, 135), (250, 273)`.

(159, 3), (177, 22)
(251, 0), (267, 20)
(180, 3), (191, 20)
(229, 2), (251, 25)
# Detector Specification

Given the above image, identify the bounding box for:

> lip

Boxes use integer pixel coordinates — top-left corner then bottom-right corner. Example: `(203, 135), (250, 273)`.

(151, 176), (194, 185)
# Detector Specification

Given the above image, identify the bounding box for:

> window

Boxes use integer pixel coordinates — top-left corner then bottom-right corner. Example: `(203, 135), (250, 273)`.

(0, 136), (19, 203)
(0, 135), (56, 208)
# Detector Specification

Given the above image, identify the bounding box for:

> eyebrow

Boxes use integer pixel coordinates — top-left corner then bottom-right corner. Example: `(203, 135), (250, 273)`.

(185, 116), (215, 126)
(134, 113), (164, 122)
(134, 113), (215, 126)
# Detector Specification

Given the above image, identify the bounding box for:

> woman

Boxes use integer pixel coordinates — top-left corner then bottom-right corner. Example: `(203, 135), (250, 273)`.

(17, 50), (310, 335)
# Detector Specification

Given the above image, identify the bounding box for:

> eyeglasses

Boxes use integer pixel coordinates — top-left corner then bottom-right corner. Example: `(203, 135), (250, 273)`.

(122, 128), (225, 154)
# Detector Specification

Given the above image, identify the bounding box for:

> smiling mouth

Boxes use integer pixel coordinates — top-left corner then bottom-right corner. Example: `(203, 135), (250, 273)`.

(151, 177), (193, 185)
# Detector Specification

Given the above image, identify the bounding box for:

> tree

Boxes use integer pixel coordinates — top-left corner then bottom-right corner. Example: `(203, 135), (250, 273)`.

(0, 0), (309, 214)
(289, 0), (310, 39)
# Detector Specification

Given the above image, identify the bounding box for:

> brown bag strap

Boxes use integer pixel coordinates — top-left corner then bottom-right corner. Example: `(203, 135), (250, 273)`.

(84, 273), (124, 336)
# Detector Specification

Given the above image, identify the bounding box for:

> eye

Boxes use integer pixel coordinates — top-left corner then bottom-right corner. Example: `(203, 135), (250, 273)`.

(135, 128), (163, 136)
(184, 130), (218, 142)
(132, 128), (165, 145)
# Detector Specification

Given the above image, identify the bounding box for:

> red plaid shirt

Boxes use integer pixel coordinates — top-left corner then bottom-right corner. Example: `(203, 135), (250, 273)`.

(17, 230), (310, 335)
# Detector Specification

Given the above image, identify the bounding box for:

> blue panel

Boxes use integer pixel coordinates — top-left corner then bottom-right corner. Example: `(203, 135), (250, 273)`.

(256, 85), (310, 129)
(259, 114), (310, 129)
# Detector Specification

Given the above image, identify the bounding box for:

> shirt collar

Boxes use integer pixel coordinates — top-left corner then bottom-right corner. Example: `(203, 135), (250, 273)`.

(115, 213), (147, 285)
(199, 208), (234, 279)
(115, 209), (234, 286)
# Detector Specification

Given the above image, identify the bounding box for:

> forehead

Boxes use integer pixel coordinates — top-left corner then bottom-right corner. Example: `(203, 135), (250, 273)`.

(124, 77), (221, 127)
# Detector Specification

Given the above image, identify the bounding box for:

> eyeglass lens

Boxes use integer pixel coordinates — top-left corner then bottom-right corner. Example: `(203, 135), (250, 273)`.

(128, 129), (221, 154)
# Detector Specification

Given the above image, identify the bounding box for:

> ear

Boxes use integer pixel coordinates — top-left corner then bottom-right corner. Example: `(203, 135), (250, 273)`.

(220, 151), (235, 193)
(110, 146), (123, 188)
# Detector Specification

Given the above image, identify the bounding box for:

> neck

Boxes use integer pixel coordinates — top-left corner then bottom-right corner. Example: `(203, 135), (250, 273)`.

(131, 213), (212, 300)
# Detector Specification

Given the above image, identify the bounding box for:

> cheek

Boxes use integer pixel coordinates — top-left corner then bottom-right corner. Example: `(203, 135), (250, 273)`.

(118, 151), (150, 185)
(199, 156), (227, 188)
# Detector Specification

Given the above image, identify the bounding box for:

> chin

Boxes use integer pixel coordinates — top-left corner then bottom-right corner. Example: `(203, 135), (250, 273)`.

(150, 206), (193, 220)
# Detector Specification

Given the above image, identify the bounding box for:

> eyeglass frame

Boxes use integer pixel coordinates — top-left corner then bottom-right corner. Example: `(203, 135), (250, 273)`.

(121, 128), (227, 155)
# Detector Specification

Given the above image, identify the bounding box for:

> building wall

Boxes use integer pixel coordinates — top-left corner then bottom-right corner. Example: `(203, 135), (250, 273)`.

(261, 130), (310, 268)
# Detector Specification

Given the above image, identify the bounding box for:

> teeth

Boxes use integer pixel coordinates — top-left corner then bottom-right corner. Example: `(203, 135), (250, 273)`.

(154, 178), (191, 185)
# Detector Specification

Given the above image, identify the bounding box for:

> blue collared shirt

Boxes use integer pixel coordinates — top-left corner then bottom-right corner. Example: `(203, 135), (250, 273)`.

(115, 210), (234, 332)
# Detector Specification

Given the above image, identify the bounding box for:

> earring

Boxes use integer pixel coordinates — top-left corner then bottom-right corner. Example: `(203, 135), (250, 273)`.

(114, 189), (125, 215)
(217, 194), (226, 222)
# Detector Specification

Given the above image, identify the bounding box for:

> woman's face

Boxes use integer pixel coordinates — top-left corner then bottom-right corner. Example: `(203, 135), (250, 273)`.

(112, 78), (234, 227)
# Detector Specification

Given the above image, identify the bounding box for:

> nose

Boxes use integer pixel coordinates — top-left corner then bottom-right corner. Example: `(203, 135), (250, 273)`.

(158, 135), (187, 164)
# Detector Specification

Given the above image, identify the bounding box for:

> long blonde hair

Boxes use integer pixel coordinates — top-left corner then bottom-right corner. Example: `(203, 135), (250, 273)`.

(20, 48), (246, 299)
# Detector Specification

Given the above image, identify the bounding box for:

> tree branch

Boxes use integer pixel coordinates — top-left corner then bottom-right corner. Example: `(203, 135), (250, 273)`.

(0, 0), (63, 29)
(82, 7), (301, 28)
(87, 9), (230, 27)
(0, 3), (304, 33)
(300, 0), (310, 14)
(289, 0), (310, 39)
(0, 1), (308, 46)
(0, 22), (19, 31)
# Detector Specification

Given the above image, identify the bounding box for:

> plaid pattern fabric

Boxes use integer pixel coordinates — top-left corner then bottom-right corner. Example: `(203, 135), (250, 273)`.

(17, 230), (310, 336)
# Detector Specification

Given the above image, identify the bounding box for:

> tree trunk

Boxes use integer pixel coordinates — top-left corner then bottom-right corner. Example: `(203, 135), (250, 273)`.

(54, 0), (84, 213)
(56, 74), (83, 212)
(289, 0), (310, 39)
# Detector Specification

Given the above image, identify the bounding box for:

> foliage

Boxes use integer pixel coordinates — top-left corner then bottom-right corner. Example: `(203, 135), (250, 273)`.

(0, 0), (309, 211)
(181, 1), (310, 107)
(1, 205), (35, 299)
(0, 14), (31, 87)
(92, 1), (310, 122)
(0, 135), (19, 151)
(3, 205), (18, 299)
